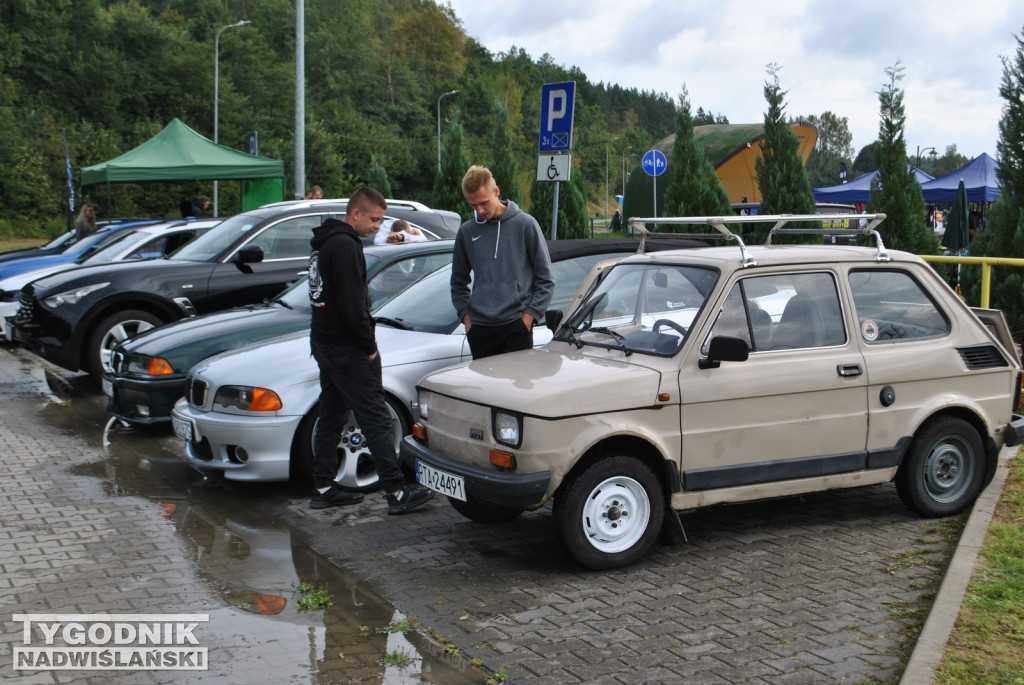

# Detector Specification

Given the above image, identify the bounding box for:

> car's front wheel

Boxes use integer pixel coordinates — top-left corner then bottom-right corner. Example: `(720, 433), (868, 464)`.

(554, 455), (664, 570)
(292, 399), (408, 490)
(895, 416), (986, 517)
(87, 310), (163, 377)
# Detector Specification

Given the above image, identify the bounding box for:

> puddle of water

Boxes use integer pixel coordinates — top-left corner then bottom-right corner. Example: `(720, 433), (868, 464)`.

(42, 367), (488, 685)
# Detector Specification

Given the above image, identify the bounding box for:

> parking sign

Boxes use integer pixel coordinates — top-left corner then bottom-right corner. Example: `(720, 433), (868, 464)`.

(539, 82), (576, 152)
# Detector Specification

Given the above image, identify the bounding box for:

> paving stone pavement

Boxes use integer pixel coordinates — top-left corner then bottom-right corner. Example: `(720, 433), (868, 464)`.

(0, 344), (974, 683)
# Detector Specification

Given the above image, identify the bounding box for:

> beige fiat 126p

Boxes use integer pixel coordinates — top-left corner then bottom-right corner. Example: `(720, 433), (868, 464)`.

(401, 214), (1024, 569)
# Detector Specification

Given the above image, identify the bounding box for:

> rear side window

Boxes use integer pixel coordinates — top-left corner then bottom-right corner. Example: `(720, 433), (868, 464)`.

(248, 216), (323, 260)
(849, 270), (950, 341)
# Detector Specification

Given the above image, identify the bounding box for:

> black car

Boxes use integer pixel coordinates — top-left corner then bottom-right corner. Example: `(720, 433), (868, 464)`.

(103, 240), (455, 425)
(10, 200), (458, 377)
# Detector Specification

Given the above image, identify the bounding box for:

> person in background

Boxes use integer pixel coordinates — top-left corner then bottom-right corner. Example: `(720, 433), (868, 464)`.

(191, 196), (210, 217)
(305, 185), (323, 200)
(385, 219), (426, 244)
(73, 204), (97, 240)
(451, 165), (554, 360)
(307, 186), (434, 514)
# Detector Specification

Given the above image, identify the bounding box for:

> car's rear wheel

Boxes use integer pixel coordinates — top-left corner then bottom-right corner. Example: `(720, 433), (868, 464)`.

(87, 310), (163, 377)
(448, 495), (523, 523)
(291, 398), (408, 490)
(895, 416), (985, 517)
(554, 455), (664, 570)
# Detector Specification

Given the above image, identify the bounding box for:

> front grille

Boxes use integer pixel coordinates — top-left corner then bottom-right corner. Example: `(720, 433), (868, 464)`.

(958, 344), (1009, 370)
(185, 376), (208, 407)
(15, 292), (35, 322)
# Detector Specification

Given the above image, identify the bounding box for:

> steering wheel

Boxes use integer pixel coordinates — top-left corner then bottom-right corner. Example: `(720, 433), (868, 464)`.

(653, 319), (687, 337)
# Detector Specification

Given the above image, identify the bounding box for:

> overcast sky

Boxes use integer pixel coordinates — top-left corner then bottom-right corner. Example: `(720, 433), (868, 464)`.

(444, 0), (1021, 161)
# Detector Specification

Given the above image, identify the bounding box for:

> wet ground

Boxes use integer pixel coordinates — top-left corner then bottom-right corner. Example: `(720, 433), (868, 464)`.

(1, 343), (970, 684)
(0, 345), (487, 684)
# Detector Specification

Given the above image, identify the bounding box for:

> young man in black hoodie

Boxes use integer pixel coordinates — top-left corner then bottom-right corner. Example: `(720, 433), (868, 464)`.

(307, 186), (434, 514)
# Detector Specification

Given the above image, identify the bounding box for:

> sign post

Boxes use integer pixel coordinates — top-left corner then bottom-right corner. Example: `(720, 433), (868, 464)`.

(642, 149), (667, 220)
(539, 82), (576, 239)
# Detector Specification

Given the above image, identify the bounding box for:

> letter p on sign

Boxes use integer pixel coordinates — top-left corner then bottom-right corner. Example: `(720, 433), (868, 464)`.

(539, 81), (575, 152)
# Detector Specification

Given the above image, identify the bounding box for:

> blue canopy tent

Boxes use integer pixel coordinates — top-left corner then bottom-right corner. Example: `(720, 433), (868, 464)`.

(813, 167), (934, 204)
(920, 153), (1001, 203)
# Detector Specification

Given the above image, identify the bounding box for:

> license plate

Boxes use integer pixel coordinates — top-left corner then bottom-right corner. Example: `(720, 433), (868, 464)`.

(416, 460), (466, 501)
(101, 378), (113, 397)
(171, 415), (196, 443)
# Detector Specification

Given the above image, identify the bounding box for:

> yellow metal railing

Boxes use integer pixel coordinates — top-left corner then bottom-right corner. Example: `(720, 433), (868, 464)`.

(919, 254), (1024, 309)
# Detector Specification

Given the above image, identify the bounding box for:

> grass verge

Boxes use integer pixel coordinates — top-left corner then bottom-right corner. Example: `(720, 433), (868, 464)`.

(935, 450), (1024, 683)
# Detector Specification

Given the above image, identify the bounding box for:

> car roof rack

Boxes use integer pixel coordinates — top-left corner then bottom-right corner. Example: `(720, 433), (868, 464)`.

(628, 213), (889, 267)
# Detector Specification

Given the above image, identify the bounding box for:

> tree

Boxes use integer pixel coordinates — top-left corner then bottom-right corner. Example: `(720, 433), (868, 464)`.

(962, 27), (1024, 338)
(529, 172), (590, 239)
(803, 111), (854, 189)
(489, 100), (521, 205)
(869, 62), (937, 254)
(367, 155), (393, 198)
(432, 107), (471, 220)
(663, 86), (732, 222)
(852, 142), (880, 177)
(754, 65), (817, 243)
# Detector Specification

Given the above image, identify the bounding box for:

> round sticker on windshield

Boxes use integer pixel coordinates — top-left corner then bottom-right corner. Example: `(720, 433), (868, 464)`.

(861, 319), (879, 341)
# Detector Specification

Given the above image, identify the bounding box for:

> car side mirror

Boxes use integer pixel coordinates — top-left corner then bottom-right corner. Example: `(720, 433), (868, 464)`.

(545, 309), (563, 333)
(699, 335), (749, 369)
(231, 244), (264, 273)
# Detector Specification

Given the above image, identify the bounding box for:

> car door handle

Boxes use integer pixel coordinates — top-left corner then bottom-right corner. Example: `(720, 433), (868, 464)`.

(837, 364), (863, 377)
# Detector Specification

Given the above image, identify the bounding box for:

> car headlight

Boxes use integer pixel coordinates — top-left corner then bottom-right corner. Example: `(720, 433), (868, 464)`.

(127, 355), (175, 376)
(42, 282), (109, 308)
(418, 389), (430, 420)
(493, 410), (522, 448)
(0, 289), (18, 303)
(213, 385), (283, 412)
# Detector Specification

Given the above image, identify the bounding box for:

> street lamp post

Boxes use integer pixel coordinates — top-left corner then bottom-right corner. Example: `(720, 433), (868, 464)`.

(436, 89), (459, 172)
(915, 145), (936, 170)
(214, 19), (251, 217)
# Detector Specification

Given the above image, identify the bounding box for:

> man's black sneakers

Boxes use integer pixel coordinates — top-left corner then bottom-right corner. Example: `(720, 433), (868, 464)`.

(310, 484), (365, 510)
(386, 485), (434, 515)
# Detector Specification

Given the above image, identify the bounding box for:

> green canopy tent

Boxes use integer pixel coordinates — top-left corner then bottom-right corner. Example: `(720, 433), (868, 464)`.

(80, 118), (285, 215)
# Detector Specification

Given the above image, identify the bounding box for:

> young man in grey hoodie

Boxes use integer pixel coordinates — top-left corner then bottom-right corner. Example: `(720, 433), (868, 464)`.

(451, 165), (555, 359)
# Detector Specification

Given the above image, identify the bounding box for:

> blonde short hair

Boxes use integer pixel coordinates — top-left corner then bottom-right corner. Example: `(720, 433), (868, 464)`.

(462, 165), (495, 195)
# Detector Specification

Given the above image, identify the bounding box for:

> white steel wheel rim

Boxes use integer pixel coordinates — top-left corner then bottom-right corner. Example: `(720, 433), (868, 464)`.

(924, 435), (975, 503)
(580, 475), (651, 553)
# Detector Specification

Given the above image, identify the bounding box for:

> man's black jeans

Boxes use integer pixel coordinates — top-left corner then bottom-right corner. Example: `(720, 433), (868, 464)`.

(309, 339), (404, 493)
(466, 318), (533, 360)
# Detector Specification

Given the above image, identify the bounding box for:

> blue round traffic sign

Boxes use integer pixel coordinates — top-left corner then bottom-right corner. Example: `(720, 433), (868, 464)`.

(642, 149), (667, 177)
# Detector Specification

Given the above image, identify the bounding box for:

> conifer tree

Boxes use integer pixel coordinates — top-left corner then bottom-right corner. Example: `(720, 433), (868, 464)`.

(432, 107), (471, 220)
(489, 100), (522, 205)
(663, 86), (732, 224)
(367, 155), (392, 198)
(962, 27), (1024, 337)
(754, 65), (817, 243)
(529, 172), (589, 239)
(870, 62), (937, 254)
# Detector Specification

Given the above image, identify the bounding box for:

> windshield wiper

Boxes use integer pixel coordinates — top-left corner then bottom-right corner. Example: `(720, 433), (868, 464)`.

(589, 326), (632, 356)
(374, 316), (412, 330)
(273, 298), (294, 310)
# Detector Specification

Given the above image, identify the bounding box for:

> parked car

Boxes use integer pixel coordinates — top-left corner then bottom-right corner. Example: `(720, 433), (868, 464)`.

(168, 238), (705, 486)
(103, 240), (455, 425)
(400, 214), (1024, 570)
(1, 219), (218, 340)
(9, 199), (457, 377)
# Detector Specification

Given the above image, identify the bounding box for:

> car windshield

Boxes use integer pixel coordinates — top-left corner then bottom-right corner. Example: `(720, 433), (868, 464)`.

(557, 262), (718, 356)
(170, 213), (261, 261)
(59, 229), (116, 255)
(372, 264), (459, 334)
(79, 230), (143, 263)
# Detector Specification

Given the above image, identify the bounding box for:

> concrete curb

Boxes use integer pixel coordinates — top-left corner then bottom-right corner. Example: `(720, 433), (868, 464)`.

(899, 448), (1014, 684)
